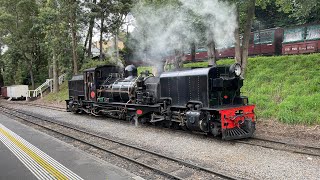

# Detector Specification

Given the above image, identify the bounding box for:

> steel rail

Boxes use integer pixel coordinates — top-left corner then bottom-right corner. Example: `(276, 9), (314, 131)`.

(252, 137), (320, 151)
(2, 101), (66, 112)
(235, 138), (320, 157)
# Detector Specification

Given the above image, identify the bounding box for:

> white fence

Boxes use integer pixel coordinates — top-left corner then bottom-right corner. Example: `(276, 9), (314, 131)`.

(27, 73), (66, 99)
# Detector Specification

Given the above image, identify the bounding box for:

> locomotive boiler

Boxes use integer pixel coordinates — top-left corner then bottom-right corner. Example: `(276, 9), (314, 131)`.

(66, 63), (255, 140)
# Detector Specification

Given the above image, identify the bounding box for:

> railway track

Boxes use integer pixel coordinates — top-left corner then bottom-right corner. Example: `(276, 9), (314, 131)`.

(1, 100), (66, 112)
(236, 137), (320, 157)
(2, 102), (319, 158)
(0, 105), (237, 180)
(24, 103), (65, 112)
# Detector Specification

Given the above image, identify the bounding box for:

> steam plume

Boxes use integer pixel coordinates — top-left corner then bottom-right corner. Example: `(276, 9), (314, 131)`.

(130, 0), (237, 69)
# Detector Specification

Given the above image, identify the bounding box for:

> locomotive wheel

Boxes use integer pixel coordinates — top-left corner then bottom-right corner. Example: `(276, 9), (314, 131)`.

(71, 105), (79, 114)
(172, 122), (181, 130)
(131, 115), (139, 126)
(181, 125), (187, 131)
(75, 109), (83, 114)
(161, 121), (171, 128)
(129, 115), (137, 124)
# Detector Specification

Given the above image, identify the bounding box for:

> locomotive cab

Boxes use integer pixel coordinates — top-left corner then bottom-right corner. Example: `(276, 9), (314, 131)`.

(83, 65), (123, 102)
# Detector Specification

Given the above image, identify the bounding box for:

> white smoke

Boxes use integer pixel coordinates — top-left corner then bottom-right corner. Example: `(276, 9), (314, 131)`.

(130, 0), (237, 68)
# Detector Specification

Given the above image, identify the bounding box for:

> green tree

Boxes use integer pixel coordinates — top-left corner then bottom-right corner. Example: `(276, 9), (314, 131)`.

(232, 0), (277, 77)
(276, 0), (320, 23)
(95, 0), (111, 60)
(39, 0), (70, 92)
(0, 0), (42, 89)
(231, 0), (257, 78)
(254, 1), (296, 29)
(68, 0), (79, 75)
(83, 0), (98, 58)
(0, 42), (5, 87)
(108, 0), (133, 61)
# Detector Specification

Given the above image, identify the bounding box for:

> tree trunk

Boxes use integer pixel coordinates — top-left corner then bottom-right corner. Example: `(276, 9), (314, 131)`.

(234, 10), (242, 64)
(173, 49), (183, 69)
(23, 54), (35, 90)
(48, 65), (53, 79)
(191, 42), (196, 62)
(114, 34), (117, 59)
(115, 33), (119, 60)
(83, 30), (89, 59)
(0, 70), (3, 87)
(0, 44), (3, 87)
(28, 63), (35, 90)
(70, 0), (78, 75)
(52, 51), (59, 93)
(71, 26), (78, 74)
(240, 0), (256, 78)
(88, 25), (94, 58)
(87, 0), (96, 58)
(99, 15), (104, 60)
(207, 37), (217, 66)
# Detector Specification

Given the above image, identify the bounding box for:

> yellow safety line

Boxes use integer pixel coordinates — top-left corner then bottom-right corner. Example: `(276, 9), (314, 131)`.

(0, 127), (68, 180)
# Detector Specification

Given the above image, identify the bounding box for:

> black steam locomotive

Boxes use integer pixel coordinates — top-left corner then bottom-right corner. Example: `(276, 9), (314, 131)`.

(66, 64), (255, 140)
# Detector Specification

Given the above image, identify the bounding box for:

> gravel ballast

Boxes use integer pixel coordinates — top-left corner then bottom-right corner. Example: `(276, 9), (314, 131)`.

(3, 102), (320, 179)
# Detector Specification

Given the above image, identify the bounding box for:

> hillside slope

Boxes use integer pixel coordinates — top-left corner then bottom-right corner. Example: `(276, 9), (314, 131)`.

(245, 54), (319, 124)
(185, 54), (320, 124)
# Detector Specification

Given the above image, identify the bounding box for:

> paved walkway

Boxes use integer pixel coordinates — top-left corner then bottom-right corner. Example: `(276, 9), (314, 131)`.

(0, 113), (143, 180)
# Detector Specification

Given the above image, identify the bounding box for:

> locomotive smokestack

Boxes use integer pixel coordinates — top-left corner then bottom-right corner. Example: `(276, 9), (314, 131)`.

(124, 65), (138, 77)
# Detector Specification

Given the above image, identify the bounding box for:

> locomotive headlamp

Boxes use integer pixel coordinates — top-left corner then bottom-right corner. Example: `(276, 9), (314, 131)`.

(234, 64), (241, 76)
(229, 63), (242, 77)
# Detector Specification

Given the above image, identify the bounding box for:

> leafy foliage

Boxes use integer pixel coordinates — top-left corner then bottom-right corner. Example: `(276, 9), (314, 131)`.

(275, 0), (320, 22)
(80, 58), (112, 72)
(0, 0), (46, 89)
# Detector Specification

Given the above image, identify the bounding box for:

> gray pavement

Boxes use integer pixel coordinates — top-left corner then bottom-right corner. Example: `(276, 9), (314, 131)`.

(0, 140), (36, 180)
(0, 113), (143, 180)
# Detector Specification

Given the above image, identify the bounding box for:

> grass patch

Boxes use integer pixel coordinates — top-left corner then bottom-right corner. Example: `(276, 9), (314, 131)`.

(182, 59), (235, 68)
(243, 54), (320, 125)
(43, 81), (69, 103)
(138, 66), (153, 75)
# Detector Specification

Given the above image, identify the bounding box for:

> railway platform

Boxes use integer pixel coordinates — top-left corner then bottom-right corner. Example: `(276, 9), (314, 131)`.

(0, 113), (143, 180)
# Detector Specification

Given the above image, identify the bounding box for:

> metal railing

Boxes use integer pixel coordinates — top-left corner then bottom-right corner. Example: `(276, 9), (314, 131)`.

(59, 73), (66, 85)
(27, 73), (66, 99)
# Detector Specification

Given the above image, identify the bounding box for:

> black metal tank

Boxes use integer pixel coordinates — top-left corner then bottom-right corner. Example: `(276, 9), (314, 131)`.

(160, 67), (215, 107)
(101, 65), (138, 102)
(160, 66), (243, 108)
